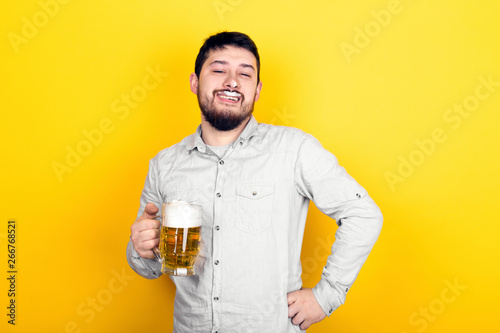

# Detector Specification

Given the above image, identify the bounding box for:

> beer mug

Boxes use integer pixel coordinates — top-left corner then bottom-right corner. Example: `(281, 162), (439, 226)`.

(154, 200), (202, 276)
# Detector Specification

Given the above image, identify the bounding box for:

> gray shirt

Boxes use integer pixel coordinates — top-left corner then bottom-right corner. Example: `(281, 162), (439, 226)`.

(126, 116), (383, 332)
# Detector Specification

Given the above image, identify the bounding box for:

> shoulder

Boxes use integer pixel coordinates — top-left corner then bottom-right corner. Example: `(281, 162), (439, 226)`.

(255, 122), (319, 151)
(149, 133), (195, 172)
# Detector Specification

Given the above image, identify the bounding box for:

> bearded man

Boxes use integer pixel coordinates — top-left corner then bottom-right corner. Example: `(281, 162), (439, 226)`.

(127, 31), (383, 333)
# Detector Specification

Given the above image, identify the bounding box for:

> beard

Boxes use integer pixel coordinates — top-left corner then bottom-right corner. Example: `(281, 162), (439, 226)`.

(198, 89), (255, 132)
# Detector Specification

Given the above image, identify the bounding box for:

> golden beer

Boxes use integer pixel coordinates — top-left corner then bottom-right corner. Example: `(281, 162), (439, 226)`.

(159, 226), (201, 276)
(157, 201), (202, 276)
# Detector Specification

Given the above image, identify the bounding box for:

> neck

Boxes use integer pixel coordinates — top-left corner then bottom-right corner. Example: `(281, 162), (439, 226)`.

(201, 116), (251, 146)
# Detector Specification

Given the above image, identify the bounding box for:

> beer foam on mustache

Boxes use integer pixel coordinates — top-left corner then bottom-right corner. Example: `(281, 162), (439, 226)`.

(162, 200), (202, 228)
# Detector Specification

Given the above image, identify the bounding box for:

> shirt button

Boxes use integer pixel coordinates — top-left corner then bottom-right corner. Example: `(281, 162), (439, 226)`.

(215, 225), (220, 231)
(219, 160), (224, 165)
(329, 309), (333, 313)
(214, 297), (219, 301)
(252, 191), (257, 196)
(216, 193), (221, 198)
(214, 260), (219, 265)
(239, 141), (243, 145)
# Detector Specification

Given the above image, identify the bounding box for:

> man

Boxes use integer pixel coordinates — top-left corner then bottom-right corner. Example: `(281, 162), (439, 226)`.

(127, 31), (383, 332)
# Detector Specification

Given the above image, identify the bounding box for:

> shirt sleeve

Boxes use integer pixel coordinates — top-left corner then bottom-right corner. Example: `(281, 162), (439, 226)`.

(294, 133), (383, 316)
(126, 157), (163, 279)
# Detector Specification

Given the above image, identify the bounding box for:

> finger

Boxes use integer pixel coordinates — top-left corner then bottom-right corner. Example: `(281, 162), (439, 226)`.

(299, 319), (311, 330)
(131, 221), (160, 249)
(137, 249), (156, 259)
(141, 237), (160, 250)
(291, 311), (305, 326)
(287, 301), (299, 318)
(132, 218), (160, 233)
(139, 228), (160, 242)
(287, 291), (297, 305)
(142, 203), (159, 219)
(136, 237), (160, 254)
(137, 202), (159, 221)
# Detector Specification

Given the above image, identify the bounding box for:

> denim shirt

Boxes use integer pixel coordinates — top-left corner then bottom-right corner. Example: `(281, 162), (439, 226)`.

(126, 116), (383, 332)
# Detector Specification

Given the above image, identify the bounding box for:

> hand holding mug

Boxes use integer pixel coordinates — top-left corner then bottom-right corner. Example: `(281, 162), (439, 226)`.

(130, 203), (161, 259)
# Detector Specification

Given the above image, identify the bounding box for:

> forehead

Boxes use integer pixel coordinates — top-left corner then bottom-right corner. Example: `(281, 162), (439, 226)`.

(204, 45), (257, 68)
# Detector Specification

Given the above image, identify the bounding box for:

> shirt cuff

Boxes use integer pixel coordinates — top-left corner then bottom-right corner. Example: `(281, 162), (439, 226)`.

(312, 278), (344, 317)
(126, 240), (162, 279)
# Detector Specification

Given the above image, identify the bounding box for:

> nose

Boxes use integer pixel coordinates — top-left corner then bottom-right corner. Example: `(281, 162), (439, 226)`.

(224, 76), (239, 89)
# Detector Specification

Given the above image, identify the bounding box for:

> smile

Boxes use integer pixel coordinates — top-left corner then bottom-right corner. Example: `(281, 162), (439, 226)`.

(216, 90), (242, 102)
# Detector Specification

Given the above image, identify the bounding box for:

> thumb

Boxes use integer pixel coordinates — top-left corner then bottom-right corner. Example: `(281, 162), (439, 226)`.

(142, 203), (159, 218)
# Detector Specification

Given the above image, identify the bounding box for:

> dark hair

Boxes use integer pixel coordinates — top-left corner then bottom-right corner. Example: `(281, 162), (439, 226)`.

(194, 31), (260, 82)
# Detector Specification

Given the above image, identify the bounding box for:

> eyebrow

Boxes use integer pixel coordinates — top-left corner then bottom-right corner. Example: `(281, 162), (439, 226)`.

(210, 60), (255, 72)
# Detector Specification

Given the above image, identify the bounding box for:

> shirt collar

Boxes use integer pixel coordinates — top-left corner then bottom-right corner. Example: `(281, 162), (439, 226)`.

(184, 125), (206, 153)
(184, 115), (261, 152)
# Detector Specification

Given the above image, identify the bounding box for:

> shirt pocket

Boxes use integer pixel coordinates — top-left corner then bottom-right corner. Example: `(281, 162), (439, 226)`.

(235, 183), (275, 234)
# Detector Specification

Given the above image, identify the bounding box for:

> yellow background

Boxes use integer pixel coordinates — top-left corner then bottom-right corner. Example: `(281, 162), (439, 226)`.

(1, 0), (499, 332)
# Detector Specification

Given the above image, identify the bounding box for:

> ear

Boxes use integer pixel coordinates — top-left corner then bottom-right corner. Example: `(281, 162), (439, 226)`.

(254, 81), (263, 102)
(189, 73), (199, 95)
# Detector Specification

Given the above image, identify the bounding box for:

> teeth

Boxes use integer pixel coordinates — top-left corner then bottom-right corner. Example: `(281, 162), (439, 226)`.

(219, 95), (238, 101)
(217, 91), (241, 102)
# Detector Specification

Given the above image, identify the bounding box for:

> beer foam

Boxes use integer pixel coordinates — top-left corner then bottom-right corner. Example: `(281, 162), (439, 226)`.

(162, 200), (202, 228)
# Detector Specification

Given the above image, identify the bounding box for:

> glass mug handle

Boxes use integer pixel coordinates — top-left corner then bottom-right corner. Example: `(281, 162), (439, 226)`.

(152, 215), (162, 262)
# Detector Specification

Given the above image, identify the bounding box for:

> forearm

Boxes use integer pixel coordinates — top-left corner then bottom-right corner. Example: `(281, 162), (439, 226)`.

(313, 196), (383, 316)
(127, 156), (164, 279)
